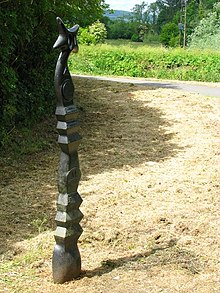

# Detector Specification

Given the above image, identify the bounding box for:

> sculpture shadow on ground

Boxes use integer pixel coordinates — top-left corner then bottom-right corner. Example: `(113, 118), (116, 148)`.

(81, 239), (201, 279)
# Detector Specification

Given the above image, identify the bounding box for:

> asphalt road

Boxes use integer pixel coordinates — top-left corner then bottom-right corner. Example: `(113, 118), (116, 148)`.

(73, 74), (220, 98)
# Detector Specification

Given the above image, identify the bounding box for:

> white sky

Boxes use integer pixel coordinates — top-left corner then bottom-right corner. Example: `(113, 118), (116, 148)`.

(105, 0), (154, 11)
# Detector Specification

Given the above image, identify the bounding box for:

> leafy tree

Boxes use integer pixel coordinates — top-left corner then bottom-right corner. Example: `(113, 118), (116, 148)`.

(160, 22), (179, 47)
(0, 0), (106, 146)
(130, 2), (151, 40)
(189, 2), (220, 49)
(107, 19), (138, 39)
(78, 21), (107, 44)
(71, 0), (108, 26)
(148, 2), (160, 30)
(156, 0), (181, 32)
(106, 2), (160, 41)
(155, 0), (219, 44)
(106, 0), (219, 43)
(131, 1), (148, 23)
(89, 20), (107, 43)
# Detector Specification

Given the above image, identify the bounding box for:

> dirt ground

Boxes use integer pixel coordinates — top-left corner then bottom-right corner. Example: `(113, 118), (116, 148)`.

(0, 77), (220, 292)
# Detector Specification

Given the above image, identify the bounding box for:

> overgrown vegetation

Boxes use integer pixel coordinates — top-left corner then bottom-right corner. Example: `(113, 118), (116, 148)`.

(69, 42), (220, 82)
(0, 0), (106, 147)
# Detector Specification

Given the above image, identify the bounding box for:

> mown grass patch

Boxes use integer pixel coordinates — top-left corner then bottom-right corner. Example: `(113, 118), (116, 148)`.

(0, 78), (220, 292)
(69, 43), (220, 82)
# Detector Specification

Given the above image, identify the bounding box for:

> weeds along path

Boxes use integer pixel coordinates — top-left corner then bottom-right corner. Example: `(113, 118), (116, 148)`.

(0, 77), (220, 292)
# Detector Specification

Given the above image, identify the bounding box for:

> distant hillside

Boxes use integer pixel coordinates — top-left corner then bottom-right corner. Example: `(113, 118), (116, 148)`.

(104, 10), (133, 21)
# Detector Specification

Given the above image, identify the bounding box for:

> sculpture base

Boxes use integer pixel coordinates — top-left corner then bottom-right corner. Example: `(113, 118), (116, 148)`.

(52, 244), (81, 284)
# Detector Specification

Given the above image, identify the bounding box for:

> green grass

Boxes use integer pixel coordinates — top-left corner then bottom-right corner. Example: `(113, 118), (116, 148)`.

(69, 41), (220, 82)
(105, 39), (160, 48)
(0, 232), (53, 292)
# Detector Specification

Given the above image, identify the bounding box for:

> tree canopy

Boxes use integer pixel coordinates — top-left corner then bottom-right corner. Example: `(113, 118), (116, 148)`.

(189, 2), (220, 49)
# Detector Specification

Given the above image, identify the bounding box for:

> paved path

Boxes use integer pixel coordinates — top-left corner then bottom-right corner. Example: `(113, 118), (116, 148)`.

(73, 74), (220, 98)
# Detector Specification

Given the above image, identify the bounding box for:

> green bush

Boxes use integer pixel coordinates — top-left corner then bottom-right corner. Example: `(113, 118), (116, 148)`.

(89, 20), (107, 44)
(78, 28), (97, 45)
(131, 34), (140, 42)
(0, 1), (56, 145)
(78, 21), (107, 45)
(160, 22), (179, 47)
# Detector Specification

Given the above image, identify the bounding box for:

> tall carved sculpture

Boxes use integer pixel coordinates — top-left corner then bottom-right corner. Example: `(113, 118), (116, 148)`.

(52, 17), (83, 284)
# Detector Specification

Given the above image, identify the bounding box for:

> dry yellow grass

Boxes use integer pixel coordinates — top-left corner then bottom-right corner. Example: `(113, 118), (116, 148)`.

(0, 77), (220, 292)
